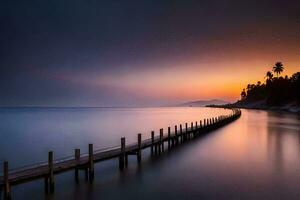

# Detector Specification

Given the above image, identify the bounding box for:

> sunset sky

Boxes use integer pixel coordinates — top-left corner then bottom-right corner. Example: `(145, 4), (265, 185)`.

(1, 0), (300, 106)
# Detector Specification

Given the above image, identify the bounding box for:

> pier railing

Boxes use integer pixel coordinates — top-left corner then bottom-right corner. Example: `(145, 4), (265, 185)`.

(0, 108), (241, 199)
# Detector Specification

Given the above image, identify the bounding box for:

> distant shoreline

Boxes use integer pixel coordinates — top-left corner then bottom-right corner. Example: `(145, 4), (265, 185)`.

(206, 102), (300, 114)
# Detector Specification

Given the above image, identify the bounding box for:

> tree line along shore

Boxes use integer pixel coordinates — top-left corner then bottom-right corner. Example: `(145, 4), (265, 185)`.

(208, 62), (300, 113)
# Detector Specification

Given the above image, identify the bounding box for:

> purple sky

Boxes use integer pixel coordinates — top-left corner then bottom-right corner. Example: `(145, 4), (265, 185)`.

(1, 0), (300, 106)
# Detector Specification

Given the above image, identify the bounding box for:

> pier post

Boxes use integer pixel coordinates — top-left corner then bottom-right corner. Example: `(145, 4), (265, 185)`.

(119, 137), (125, 170)
(185, 123), (188, 141)
(168, 127), (171, 149)
(191, 122), (194, 138)
(137, 133), (142, 163)
(154, 132), (158, 155)
(171, 127), (175, 147)
(3, 161), (11, 200)
(157, 130), (161, 154)
(195, 121), (198, 136)
(175, 125), (178, 145)
(48, 151), (54, 194)
(179, 124), (182, 143)
(88, 144), (94, 182)
(151, 131), (155, 156)
(75, 149), (80, 183)
(160, 129), (164, 152)
(200, 120), (202, 128)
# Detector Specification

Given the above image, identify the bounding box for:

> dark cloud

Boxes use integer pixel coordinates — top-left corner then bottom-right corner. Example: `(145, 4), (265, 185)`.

(1, 0), (300, 106)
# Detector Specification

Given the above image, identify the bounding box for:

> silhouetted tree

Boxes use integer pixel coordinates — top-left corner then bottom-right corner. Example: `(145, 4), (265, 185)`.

(257, 81), (261, 86)
(273, 62), (284, 77)
(265, 71), (273, 80)
(290, 72), (300, 82)
(241, 89), (246, 100)
(238, 62), (299, 106)
(265, 71), (273, 86)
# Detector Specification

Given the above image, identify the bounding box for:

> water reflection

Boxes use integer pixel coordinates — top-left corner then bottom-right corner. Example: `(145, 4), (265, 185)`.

(1, 108), (300, 199)
(267, 111), (300, 176)
(0, 107), (231, 169)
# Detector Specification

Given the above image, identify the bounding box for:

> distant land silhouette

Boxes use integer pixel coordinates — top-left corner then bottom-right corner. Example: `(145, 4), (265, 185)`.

(178, 99), (230, 107)
(208, 62), (300, 113)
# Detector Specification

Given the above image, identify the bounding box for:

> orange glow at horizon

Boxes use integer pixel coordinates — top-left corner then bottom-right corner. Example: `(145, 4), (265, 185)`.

(87, 59), (299, 103)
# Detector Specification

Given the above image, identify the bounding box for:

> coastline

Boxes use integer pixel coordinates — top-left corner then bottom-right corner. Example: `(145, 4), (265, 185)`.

(207, 101), (300, 114)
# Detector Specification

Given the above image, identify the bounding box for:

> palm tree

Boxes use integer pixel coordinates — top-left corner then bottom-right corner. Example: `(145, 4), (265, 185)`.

(241, 89), (247, 100)
(257, 81), (261, 86)
(265, 71), (273, 85)
(273, 62), (284, 77)
(265, 71), (273, 80)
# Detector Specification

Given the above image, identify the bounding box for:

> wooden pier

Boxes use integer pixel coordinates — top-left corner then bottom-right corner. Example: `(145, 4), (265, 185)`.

(0, 108), (241, 199)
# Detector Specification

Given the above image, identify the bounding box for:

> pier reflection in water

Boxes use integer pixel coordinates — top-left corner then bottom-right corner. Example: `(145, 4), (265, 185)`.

(0, 108), (299, 199)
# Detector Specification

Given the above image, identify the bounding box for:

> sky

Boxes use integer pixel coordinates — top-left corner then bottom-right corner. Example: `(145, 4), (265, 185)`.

(0, 0), (300, 107)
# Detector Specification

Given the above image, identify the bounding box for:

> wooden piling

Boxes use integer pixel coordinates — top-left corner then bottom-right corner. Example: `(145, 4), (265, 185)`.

(168, 127), (171, 149)
(119, 137), (125, 170)
(171, 127), (175, 147)
(154, 137), (158, 155)
(137, 133), (142, 163)
(175, 125), (178, 145)
(195, 121), (198, 136)
(88, 144), (94, 182)
(157, 130), (161, 154)
(160, 129), (164, 152)
(151, 131), (155, 156)
(3, 161), (11, 200)
(48, 151), (54, 194)
(185, 123), (188, 141)
(191, 122), (194, 138)
(179, 124), (183, 143)
(75, 149), (80, 183)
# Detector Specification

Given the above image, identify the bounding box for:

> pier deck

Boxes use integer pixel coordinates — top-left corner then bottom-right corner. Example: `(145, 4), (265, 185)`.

(0, 108), (241, 199)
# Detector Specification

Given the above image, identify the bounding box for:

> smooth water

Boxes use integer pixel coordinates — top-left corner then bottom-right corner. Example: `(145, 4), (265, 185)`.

(0, 107), (299, 199)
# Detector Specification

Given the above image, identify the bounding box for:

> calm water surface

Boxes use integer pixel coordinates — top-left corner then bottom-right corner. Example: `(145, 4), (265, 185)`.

(0, 107), (299, 199)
